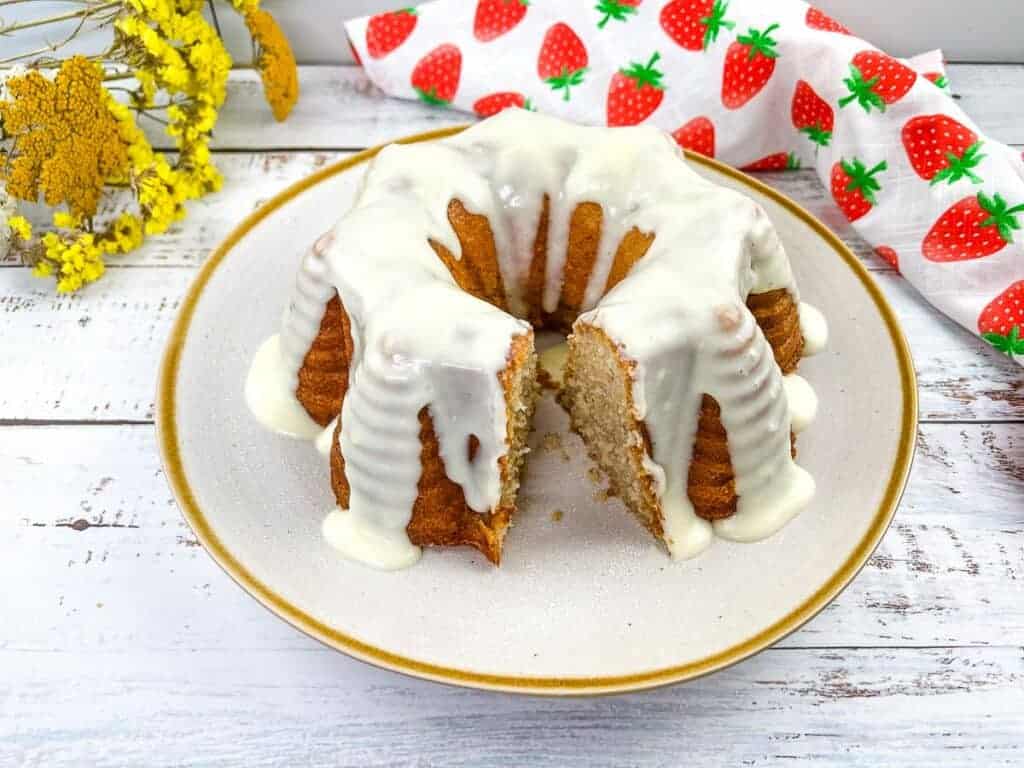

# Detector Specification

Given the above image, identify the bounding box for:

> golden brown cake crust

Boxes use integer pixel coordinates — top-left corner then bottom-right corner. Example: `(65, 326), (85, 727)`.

(303, 195), (806, 559)
(296, 294), (352, 427)
(429, 200), (509, 312)
(329, 330), (535, 565)
(686, 289), (803, 521)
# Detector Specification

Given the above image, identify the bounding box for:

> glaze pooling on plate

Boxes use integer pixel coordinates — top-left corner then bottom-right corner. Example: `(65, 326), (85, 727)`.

(246, 109), (827, 569)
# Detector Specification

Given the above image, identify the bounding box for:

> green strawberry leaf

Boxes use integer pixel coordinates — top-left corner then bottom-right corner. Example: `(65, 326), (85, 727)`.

(982, 326), (1024, 358)
(840, 157), (888, 204)
(620, 52), (665, 90)
(595, 0), (638, 29)
(546, 67), (588, 101)
(414, 87), (450, 107)
(930, 141), (986, 186)
(977, 192), (1024, 244)
(736, 23), (780, 60)
(839, 64), (885, 113)
(700, 0), (736, 49)
(800, 123), (832, 147)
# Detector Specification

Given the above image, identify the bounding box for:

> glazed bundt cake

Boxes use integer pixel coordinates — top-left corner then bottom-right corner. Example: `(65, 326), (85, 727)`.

(246, 109), (827, 569)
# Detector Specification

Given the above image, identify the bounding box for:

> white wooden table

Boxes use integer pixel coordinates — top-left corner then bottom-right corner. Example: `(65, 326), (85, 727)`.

(2, 64), (1023, 766)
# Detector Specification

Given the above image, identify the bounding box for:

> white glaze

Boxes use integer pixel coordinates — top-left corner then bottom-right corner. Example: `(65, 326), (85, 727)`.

(783, 374), (819, 434)
(323, 507), (421, 570)
(315, 418), (337, 458)
(245, 335), (322, 439)
(799, 302), (829, 356)
(246, 109), (828, 568)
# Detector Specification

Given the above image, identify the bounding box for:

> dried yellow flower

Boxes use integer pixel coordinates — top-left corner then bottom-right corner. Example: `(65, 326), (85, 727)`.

(8, 215), (32, 241)
(35, 230), (106, 293)
(245, 9), (299, 121)
(2, 0), (295, 293)
(0, 57), (129, 219)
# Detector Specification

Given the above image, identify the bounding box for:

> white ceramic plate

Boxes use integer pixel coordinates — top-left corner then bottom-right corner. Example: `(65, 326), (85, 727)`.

(157, 127), (916, 696)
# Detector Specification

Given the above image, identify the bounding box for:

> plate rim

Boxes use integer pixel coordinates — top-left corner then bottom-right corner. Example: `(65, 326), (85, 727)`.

(156, 125), (918, 697)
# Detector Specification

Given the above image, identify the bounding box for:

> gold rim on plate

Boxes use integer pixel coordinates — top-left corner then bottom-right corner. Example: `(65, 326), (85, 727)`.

(156, 126), (918, 696)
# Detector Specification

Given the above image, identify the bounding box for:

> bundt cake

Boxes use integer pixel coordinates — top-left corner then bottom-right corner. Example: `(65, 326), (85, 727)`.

(245, 109), (828, 570)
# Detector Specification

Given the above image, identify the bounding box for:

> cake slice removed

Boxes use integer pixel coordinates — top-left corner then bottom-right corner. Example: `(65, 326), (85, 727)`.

(561, 324), (666, 541)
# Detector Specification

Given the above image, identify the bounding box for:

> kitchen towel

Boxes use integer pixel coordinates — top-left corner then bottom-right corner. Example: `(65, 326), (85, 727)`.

(346, 0), (1024, 364)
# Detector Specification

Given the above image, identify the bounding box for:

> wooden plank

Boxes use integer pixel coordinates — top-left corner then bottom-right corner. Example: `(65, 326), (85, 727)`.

(1, 267), (1020, 422)
(2, 152), (897, 273)
(0, 645), (1020, 767)
(3, 422), (1022, 652)
(132, 65), (1024, 152)
(1, 152), (348, 268)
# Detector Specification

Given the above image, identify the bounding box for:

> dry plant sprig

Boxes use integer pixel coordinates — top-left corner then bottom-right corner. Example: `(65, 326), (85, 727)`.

(0, 0), (299, 292)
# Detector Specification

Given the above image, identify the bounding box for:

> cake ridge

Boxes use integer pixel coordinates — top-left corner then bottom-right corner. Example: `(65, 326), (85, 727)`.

(246, 109), (827, 569)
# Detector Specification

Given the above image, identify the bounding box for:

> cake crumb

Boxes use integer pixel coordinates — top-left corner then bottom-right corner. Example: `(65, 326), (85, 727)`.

(550, 509), (564, 522)
(586, 466), (603, 484)
(560, 449), (571, 463)
(541, 432), (562, 452)
(537, 368), (560, 391)
(593, 487), (613, 502)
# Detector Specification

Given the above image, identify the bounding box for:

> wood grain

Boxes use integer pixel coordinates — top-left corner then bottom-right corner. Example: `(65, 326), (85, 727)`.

(0, 646), (1021, 767)
(138, 65), (1024, 152)
(3, 151), (899, 272)
(3, 64), (1023, 761)
(2, 267), (1020, 423)
(3, 423), (1021, 653)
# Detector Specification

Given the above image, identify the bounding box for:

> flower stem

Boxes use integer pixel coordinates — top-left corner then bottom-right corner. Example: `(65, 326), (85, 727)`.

(206, 0), (222, 37)
(0, 6), (98, 65)
(0, 1), (119, 35)
(0, 0), (92, 6)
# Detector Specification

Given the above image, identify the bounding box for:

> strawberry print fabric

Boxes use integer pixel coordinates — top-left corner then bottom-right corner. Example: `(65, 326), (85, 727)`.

(345, 0), (1024, 365)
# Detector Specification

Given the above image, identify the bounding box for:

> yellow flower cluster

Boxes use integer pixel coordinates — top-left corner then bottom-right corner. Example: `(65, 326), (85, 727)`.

(8, 215), (32, 241)
(244, 9), (299, 121)
(1, 0), (298, 293)
(115, 0), (232, 217)
(0, 57), (129, 218)
(33, 231), (106, 293)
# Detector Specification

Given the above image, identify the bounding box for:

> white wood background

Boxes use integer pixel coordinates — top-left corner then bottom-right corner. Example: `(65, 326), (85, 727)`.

(2, 64), (1024, 765)
(5, 0), (1024, 63)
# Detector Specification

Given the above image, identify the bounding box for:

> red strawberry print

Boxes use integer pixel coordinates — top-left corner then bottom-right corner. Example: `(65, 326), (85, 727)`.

(607, 53), (666, 126)
(742, 152), (800, 172)
(671, 117), (715, 157)
(348, 40), (362, 67)
(805, 6), (850, 35)
(537, 23), (589, 101)
(977, 281), (1024, 359)
(902, 114), (985, 185)
(924, 71), (949, 90)
(923, 192), (1024, 262)
(410, 44), (462, 105)
(791, 80), (834, 147)
(874, 245), (899, 271)
(721, 24), (780, 110)
(474, 0), (528, 42)
(659, 0), (735, 51)
(839, 51), (917, 113)
(830, 157), (887, 222)
(473, 92), (531, 117)
(365, 9), (417, 59)
(595, 0), (641, 28)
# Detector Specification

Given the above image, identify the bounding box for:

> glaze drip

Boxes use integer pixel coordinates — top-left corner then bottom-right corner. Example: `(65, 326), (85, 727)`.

(246, 109), (827, 568)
